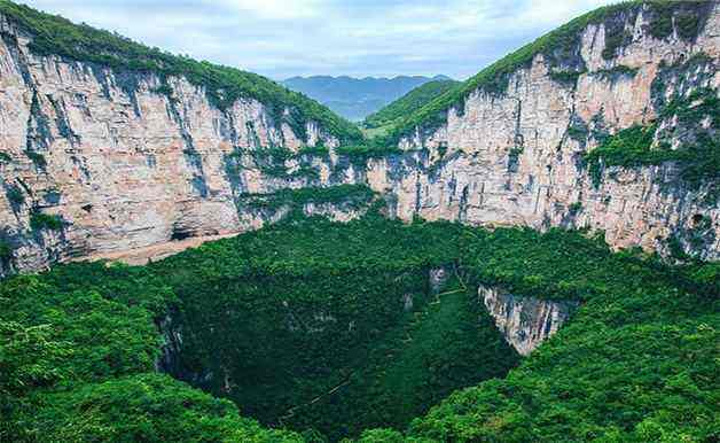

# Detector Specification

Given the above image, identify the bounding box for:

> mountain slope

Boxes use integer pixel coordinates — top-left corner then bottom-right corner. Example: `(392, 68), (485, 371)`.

(363, 79), (460, 132)
(0, 0), (362, 144)
(282, 75), (451, 121)
(355, 0), (719, 261)
(385, 0), (715, 143)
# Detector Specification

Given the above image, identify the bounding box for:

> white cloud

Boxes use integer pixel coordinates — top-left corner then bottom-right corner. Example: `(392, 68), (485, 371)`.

(23, 0), (618, 79)
(514, 0), (615, 26)
(207, 0), (325, 20)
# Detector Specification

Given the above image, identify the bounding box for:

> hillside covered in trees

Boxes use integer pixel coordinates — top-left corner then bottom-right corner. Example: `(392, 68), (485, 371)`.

(282, 76), (452, 122)
(3, 212), (719, 442)
(363, 79), (460, 135)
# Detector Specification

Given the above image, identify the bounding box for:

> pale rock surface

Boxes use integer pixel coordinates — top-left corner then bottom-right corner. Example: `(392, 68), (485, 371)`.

(0, 14), (351, 275)
(372, 3), (720, 260)
(479, 285), (579, 356)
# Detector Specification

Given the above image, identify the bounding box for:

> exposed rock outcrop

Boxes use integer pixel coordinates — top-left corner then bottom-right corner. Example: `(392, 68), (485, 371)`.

(479, 285), (579, 356)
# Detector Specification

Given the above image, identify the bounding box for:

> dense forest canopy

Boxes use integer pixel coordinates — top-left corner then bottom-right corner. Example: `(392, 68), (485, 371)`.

(363, 80), (460, 133)
(2, 212), (719, 442)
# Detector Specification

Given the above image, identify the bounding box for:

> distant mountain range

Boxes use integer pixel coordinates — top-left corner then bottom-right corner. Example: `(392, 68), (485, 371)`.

(281, 75), (452, 121)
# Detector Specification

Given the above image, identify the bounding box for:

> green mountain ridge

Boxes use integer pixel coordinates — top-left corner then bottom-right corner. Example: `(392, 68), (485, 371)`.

(376, 0), (714, 146)
(362, 79), (460, 135)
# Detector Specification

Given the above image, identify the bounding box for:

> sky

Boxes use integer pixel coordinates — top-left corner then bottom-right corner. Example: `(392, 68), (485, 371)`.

(25, 0), (616, 81)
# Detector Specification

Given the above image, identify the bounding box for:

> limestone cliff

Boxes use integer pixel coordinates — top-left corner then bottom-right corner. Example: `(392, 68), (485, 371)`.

(479, 285), (578, 356)
(369, 1), (720, 261)
(0, 6), (364, 276)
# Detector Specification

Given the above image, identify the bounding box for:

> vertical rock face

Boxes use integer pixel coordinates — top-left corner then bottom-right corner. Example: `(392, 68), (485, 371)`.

(479, 285), (579, 356)
(367, 1), (720, 261)
(0, 13), (362, 276)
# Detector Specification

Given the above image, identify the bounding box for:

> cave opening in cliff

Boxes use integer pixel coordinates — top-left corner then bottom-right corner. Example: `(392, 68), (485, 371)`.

(170, 228), (192, 242)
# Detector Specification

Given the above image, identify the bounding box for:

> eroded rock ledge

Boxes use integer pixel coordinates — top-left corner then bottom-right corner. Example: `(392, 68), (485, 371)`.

(480, 285), (579, 356)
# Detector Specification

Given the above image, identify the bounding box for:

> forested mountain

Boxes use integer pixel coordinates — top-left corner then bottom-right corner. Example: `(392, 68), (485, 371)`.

(363, 79), (460, 132)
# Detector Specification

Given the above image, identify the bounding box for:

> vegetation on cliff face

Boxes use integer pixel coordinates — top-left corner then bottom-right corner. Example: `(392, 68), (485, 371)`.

(29, 211), (64, 232)
(583, 77), (720, 202)
(3, 211), (719, 442)
(237, 184), (376, 212)
(0, 0), (362, 145)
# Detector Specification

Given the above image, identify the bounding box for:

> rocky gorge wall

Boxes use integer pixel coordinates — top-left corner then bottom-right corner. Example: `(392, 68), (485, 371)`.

(366, 1), (720, 260)
(0, 13), (366, 276)
(479, 285), (578, 356)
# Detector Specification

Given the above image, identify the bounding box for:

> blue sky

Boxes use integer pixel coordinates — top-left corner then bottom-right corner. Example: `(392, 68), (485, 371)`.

(26, 0), (615, 81)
